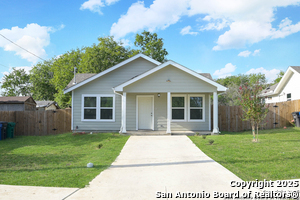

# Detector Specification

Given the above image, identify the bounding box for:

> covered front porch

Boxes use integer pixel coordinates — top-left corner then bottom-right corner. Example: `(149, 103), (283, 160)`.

(118, 92), (220, 135)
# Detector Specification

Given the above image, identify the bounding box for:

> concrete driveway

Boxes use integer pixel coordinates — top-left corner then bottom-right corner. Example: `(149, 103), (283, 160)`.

(66, 136), (258, 199)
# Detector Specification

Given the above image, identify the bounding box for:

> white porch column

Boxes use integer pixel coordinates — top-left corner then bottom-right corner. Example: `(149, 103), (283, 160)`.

(213, 91), (219, 134)
(122, 92), (127, 133)
(167, 92), (171, 133)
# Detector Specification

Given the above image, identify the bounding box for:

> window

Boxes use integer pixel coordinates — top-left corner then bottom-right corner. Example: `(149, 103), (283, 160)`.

(188, 95), (204, 121)
(84, 97), (96, 119)
(172, 96), (185, 121)
(287, 93), (291, 101)
(82, 95), (115, 121)
(100, 97), (113, 119)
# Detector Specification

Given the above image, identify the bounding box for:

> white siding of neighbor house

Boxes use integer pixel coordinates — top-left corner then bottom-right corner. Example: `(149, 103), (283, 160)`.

(72, 58), (158, 131)
(265, 72), (300, 103)
(124, 65), (216, 93)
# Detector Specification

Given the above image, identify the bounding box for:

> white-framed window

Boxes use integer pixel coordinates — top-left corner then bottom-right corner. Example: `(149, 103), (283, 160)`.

(171, 95), (186, 121)
(287, 93), (291, 101)
(188, 95), (205, 122)
(82, 94), (115, 121)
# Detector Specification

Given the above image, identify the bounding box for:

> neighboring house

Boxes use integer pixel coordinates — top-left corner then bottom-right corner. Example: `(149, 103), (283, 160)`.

(0, 96), (36, 111)
(262, 66), (300, 103)
(36, 101), (60, 110)
(64, 54), (227, 134)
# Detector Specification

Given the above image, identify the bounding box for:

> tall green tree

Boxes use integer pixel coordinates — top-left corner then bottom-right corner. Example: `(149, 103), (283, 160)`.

(1, 68), (31, 96)
(273, 70), (284, 84)
(216, 73), (267, 106)
(134, 31), (168, 62)
(51, 48), (83, 108)
(30, 59), (57, 101)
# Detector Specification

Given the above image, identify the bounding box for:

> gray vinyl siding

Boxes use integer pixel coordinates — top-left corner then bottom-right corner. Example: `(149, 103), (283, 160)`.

(125, 93), (210, 131)
(72, 58), (157, 131)
(124, 65), (217, 93)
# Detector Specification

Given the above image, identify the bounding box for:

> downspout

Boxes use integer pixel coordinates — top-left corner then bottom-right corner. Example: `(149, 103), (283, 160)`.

(113, 89), (123, 133)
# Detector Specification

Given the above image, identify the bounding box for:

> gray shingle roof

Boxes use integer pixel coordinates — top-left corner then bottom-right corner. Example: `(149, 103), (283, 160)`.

(65, 73), (97, 90)
(290, 66), (300, 73)
(199, 73), (213, 81)
(262, 83), (278, 95)
(0, 96), (33, 103)
(36, 101), (59, 108)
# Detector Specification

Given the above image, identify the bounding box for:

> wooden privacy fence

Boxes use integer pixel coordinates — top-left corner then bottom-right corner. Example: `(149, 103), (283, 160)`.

(0, 109), (71, 136)
(212, 99), (300, 132)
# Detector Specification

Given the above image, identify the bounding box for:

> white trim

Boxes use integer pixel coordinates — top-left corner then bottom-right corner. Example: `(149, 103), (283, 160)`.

(171, 94), (187, 122)
(188, 94), (205, 122)
(122, 92), (126, 133)
(114, 60), (227, 92)
(136, 95), (154, 130)
(273, 66), (300, 94)
(209, 94), (211, 131)
(213, 91), (219, 134)
(71, 91), (74, 130)
(64, 54), (161, 94)
(167, 92), (171, 133)
(81, 94), (115, 122)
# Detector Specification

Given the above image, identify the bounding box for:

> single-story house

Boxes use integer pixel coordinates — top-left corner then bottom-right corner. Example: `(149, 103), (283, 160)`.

(64, 54), (227, 134)
(36, 101), (60, 110)
(262, 66), (300, 103)
(0, 96), (36, 111)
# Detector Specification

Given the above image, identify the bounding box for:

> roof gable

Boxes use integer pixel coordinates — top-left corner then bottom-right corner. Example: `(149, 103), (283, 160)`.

(273, 66), (300, 94)
(64, 54), (161, 94)
(0, 96), (36, 104)
(114, 60), (227, 92)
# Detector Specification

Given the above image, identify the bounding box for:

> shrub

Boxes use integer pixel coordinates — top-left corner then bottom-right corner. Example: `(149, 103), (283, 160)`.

(97, 143), (103, 149)
(195, 132), (200, 136)
(202, 135), (207, 139)
(208, 139), (214, 145)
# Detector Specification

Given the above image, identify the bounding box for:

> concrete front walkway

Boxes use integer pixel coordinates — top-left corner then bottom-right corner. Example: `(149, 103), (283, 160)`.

(67, 136), (257, 199)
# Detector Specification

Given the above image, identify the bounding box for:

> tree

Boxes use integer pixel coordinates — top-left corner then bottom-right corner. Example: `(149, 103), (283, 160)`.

(51, 36), (135, 108)
(216, 73), (267, 106)
(238, 83), (269, 142)
(134, 31), (168, 62)
(30, 59), (57, 101)
(1, 68), (31, 96)
(273, 70), (284, 84)
(51, 48), (83, 108)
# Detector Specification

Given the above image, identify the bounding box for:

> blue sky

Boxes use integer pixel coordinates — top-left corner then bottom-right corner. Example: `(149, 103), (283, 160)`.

(1, 0), (300, 86)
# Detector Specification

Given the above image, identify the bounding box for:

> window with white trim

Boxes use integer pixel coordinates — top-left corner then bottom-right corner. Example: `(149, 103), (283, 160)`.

(287, 93), (291, 101)
(172, 95), (186, 121)
(83, 97), (97, 119)
(82, 95), (115, 121)
(188, 95), (205, 121)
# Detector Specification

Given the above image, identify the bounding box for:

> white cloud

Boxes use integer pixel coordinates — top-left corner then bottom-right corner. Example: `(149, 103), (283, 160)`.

(238, 49), (260, 57)
(200, 18), (229, 31)
(110, 0), (189, 39)
(252, 49), (260, 56)
(180, 26), (198, 35)
(110, 0), (300, 49)
(238, 50), (251, 57)
(80, 0), (119, 14)
(213, 63), (236, 78)
(0, 23), (53, 63)
(246, 67), (280, 83)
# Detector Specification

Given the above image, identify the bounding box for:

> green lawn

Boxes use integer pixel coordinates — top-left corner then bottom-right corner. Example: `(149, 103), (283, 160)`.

(0, 132), (129, 188)
(189, 127), (300, 181)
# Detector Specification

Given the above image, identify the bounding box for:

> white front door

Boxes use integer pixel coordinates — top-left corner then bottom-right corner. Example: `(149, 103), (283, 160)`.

(137, 96), (153, 130)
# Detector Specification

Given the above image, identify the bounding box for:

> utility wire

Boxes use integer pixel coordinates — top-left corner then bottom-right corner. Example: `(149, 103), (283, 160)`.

(0, 33), (46, 61)
(0, 63), (10, 69)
